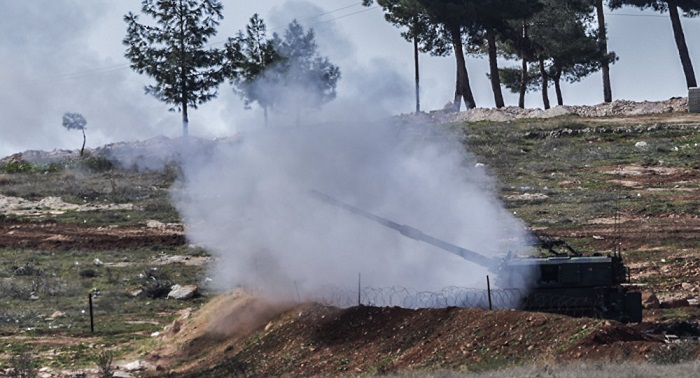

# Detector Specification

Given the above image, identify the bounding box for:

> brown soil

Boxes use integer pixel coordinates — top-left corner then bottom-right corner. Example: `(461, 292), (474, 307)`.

(150, 290), (685, 377)
(0, 218), (185, 250)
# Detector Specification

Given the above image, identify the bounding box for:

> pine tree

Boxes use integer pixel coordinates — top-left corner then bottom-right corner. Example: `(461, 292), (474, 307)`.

(530, 0), (613, 107)
(498, 0), (612, 108)
(273, 21), (341, 116)
(123, 0), (226, 137)
(594, 0), (614, 102)
(609, 0), (699, 88)
(416, 0), (478, 111)
(226, 18), (340, 125)
(474, 0), (543, 108)
(225, 14), (280, 124)
(416, 0), (542, 110)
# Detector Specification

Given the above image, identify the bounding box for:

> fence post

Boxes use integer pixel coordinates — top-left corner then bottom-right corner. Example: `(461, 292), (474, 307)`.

(88, 292), (94, 333)
(357, 273), (362, 306)
(294, 281), (301, 302)
(487, 275), (493, 311)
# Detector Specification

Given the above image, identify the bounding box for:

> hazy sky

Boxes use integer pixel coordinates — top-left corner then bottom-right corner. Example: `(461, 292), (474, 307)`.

(1, 1), (699, 157)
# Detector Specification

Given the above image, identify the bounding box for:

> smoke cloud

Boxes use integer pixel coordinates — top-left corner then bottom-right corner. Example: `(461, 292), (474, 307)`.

(172, 107), (532, 300)
(168, 0), (533, 302)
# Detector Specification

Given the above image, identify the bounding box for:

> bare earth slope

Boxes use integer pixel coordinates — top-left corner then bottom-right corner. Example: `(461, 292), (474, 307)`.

(149, 290), (673, 377)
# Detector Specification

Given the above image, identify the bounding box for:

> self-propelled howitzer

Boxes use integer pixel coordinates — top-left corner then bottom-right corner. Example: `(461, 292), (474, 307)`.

(311, 190), (642, 323)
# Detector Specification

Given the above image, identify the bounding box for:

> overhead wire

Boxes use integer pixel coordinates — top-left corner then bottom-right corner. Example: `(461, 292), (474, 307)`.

(28, 1), (380, 85)
(24, 4), (693, 85)
(606, 12), (671, 18)
(28, 63), (132, 85)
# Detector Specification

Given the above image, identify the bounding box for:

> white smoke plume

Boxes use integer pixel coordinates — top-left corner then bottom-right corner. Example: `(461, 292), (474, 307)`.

(172, 110), (533, 300)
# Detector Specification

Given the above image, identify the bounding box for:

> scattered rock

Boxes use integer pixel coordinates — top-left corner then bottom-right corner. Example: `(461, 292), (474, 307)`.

(123, 360), (146, 372)
(408, 98), (689, 125)
(164, 319), (183, 336)
(642, 291), (661, 309)
(0, 193), (134, 216)
(147, 220), (167, 229)
(167, 284), (198, 300)
(503, 193), (549, 201)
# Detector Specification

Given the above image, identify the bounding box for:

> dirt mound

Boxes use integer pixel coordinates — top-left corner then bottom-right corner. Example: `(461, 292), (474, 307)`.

(149, 293), (668, 377)
(148, 289), (296, 374)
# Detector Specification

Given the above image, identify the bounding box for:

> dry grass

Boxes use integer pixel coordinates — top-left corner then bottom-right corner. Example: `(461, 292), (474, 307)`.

(392, 361), (700, 377)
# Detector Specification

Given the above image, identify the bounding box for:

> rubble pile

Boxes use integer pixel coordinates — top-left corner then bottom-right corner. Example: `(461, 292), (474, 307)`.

(406, 97), (690, 124)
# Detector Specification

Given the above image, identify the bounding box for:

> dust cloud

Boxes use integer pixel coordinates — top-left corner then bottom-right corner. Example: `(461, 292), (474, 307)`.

(172, 104), (533, 301)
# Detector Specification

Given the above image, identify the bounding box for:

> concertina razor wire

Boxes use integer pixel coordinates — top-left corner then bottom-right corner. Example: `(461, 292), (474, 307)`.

(310, 285), (602, 318)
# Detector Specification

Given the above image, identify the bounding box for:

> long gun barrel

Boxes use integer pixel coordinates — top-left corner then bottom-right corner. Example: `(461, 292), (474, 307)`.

(310, 190), (499, 270)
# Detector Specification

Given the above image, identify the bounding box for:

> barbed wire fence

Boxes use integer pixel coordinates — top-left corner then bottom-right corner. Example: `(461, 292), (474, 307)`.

(309, 284), (600, 318)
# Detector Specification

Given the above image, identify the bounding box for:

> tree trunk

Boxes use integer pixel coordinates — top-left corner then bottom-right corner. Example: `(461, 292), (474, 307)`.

(538, 56), (550, 110)
(414, 34), (421, 113)
(518, 23), (528, 109)
(487, 29), (505, 108)
(182, 102), (189, 138)
(668, 1), (697, 88)
(596, 0), (613, 103)
(553, 68), (563, 106)
(179, 8), (189, 138)
(453, 64), (461, 112)
(80, 128), (86, 157)
(451, 28), (476, 111)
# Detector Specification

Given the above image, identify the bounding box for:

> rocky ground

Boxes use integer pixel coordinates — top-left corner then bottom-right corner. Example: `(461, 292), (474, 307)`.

(2, 98), (700, 377)
(439, 97), (689, 122)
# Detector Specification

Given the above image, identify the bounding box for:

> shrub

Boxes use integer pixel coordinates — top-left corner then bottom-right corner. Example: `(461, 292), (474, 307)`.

(651, 340), (696, 365)
(1, 161), (34, 174)
(9, 352), (37, 378)
(144, 280), (173, 299)
(141, 268), (173, 299)
(94, 350), (115, 378)
(0, 280), (32, 300)
(0, 160), (64, 174)
(79, 268), (98, 279)
(80, 155), (114, 172)
(11, 262), (43, 277)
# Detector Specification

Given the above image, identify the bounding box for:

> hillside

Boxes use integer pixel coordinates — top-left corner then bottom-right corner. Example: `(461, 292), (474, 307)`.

(2, 98), (700, 377)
